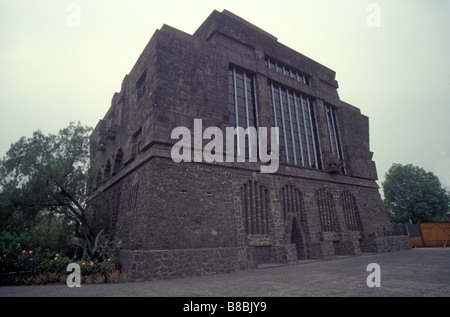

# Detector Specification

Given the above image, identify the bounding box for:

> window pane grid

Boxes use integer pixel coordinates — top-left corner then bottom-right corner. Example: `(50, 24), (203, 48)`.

(265, 56), (311, 86)
(325, 104), (345, 173)
(269, 81), (322, 169)
(228, 66), (259, 159)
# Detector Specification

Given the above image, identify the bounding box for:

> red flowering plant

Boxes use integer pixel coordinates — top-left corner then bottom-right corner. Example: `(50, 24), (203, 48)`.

(0, 232), (73, 284)
(0, 240), (34, 274)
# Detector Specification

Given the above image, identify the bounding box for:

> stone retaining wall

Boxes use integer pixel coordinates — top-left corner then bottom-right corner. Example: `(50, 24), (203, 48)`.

(120, 247), (257, 282)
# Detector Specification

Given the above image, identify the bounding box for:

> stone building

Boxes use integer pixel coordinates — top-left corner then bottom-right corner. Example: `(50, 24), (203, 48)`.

(89, 10), (410, 281)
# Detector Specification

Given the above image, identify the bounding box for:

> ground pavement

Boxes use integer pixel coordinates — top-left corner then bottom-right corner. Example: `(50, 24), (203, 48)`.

(0, 247), (448, 297)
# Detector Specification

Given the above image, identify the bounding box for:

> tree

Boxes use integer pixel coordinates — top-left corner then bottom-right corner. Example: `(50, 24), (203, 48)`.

(0, 122), (97, 243)
(382, 163), (450, 224)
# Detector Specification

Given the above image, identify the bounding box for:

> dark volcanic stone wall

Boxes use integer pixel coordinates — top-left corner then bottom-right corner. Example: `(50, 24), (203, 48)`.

(88, 10), (410, 281)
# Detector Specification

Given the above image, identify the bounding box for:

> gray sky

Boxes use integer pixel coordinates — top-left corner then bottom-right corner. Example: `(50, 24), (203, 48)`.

(1, 0), (449, 191)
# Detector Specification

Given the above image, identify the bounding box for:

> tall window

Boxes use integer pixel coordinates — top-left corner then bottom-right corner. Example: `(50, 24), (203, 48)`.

(280, 184), (305, 220)
(268, 81), (322, 169)
(228, 66), (258, 158)
(316, 188), (339, 232)
(325, 104), (345, 172)
(341, 192), (362, 232)
(241, 180), (269, 235)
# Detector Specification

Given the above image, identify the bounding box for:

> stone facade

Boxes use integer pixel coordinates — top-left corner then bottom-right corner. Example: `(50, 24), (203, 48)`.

(89, 10), (410, 282)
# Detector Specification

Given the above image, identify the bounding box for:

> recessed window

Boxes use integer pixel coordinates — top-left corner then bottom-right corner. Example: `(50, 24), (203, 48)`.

(316, 188), (339, 232)
(268, 81), (322, 169)
(104, 160), (111, 179)
(136, 70), (147, 100)
(113, 149), (123, 174)
(341, 192), (362, 231)
(132, 127), (142, 157)
(265, 57), (311, 86)
(241, 180), (269, 234)
(325, 104), (345, 173)
(227, 65), (259, 159)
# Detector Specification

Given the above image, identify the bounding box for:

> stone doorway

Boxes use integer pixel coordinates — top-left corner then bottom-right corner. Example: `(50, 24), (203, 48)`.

(290, 218), (306, 259)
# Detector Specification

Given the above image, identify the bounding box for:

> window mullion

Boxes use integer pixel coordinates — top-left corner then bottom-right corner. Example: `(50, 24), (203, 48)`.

(253, 79), (259, 129)
(293, 93), (305, 167)
(286, 90), (297, 165)
(325, 106), (335, 155)
(253, 78), (260, 160)
(278, 86), (289, 164)
(332, 107), (345, 173)
(330, 108), (339, 158)
(270, 83), (280, 155)
(243, 71), (250, 129)
(300, 95), (311, 167)
(233, 67), (241, 157)
(307, 98), (319, 168)
(271, 83), (277, 125)
(233, 68), (239, 127)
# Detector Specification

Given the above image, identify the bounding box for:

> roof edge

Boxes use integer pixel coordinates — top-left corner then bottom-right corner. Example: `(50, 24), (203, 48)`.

(221, 9), (277, 41)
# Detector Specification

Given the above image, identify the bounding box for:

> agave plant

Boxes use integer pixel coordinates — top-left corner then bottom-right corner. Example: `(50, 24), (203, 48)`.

(48, 271), (61, 283)
(94, 273), (106, 284)
(22, 275), (33, 286)
(85, 230), (103, 259)
(106, 267), (121, 283)
(70, 230), (104, 260)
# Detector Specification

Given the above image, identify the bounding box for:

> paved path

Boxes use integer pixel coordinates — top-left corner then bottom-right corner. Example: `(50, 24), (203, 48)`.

(0, 248), (449, 297)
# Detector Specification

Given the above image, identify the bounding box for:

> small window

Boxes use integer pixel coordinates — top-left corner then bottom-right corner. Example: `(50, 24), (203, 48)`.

(265, 56), (312, 86)
(104, 160), (111, 179)
(113, 149), (123, 174)
(95, 171), (102, 187)
(132, 127), (142, 157)
(136, 70), (147, 100)
(325, 104), (345, 173)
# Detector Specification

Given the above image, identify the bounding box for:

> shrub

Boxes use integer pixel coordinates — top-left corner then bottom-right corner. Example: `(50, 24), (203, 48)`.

(0, 229), (125, 286)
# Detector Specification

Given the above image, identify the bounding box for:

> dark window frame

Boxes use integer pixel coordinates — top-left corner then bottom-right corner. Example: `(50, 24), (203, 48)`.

(228, 65), (259, 159)
(325, 104), (345, 173)
(268, 81), (322, 169)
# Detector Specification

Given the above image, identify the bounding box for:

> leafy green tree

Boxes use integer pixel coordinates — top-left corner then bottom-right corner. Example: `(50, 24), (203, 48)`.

(0, 122), (97, 243)
(382, 163), (449, 224)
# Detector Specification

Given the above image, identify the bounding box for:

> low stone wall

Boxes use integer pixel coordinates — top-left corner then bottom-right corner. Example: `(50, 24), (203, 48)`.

(360, 235), (411, 253)
(120, 237), (411, 282)
(120, 247), (257, 282)
(374, 235), (412, 252)
(271, 244), (299, 265)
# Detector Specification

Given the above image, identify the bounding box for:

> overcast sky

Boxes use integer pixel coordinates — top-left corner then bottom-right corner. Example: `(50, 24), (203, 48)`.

(1, 0), (449, 191)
